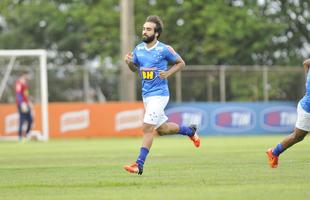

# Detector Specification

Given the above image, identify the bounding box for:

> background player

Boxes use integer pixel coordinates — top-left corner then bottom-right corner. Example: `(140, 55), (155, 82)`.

(266, 58), (310, 168)
(15, 72), (33, 142)
(123, 15), (200, 175)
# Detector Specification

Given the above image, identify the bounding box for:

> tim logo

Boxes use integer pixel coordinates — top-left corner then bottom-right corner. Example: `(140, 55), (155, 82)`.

(212, 107), (255, 132)
(166, 107), (207, 129)
(261, 106), (296, 132)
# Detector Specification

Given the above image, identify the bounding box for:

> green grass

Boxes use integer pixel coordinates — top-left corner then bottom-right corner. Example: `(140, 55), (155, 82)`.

(0, 136), (309, 200)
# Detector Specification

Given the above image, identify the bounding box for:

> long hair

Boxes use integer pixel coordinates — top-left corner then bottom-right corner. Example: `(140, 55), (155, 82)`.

(145, 15), (163, 39)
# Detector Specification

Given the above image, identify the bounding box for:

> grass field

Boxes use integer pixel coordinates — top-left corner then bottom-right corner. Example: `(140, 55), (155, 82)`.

(0, 136), (309, 200)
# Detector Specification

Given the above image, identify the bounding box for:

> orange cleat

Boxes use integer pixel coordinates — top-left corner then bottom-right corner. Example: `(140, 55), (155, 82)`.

(266, 148), (279, 168)
(189, 125), (200, 148)
(124, 163), (143, 175)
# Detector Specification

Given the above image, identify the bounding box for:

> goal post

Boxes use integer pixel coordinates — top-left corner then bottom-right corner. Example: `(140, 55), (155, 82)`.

(0, 49), (49, 141)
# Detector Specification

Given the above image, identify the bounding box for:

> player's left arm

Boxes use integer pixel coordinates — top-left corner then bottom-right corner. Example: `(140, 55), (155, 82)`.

(159, 46), (185, 79)
(159, 57), (185, 79)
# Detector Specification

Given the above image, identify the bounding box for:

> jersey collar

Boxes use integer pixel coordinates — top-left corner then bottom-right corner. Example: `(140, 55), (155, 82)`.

(144, 41), (159, 51)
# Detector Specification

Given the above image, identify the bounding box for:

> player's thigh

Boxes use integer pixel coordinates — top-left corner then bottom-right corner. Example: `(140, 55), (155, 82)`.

(19, 113), (27, 123)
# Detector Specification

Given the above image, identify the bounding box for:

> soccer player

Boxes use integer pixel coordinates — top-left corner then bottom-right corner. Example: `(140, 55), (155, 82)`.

(266, 58), (310, 168)
(123, 15), (200, 175)
(15, 72), (33, 142)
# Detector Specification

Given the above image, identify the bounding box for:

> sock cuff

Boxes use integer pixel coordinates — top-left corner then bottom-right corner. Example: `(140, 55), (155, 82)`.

(141, 147), (149, 153)
(178, 125), (194, 136)
(272, 143), (283, 156)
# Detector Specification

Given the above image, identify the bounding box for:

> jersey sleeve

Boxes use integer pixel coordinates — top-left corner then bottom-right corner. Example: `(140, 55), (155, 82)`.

(15, 82), (23, 105)
(15, 81), (22, 93)
(164, 45), (180, 63)
(132, 48), (139, 65)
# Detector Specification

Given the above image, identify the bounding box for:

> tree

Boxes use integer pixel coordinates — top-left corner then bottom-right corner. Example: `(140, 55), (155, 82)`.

(1, 0), (309, 66)
(256, 0), (310, 65)
(134, 0), (286, 65)
(0, 0), (120, 65)
(1, 0), (309, 102)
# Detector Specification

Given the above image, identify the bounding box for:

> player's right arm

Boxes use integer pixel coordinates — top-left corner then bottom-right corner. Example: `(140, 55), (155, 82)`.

(15, 81), (24, 106)
(124, 52), (138, 72)
(303, 58), (310, 74)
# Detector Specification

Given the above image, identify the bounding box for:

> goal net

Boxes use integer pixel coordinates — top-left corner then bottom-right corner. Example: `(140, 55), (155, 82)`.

(0, 50), (49, 141)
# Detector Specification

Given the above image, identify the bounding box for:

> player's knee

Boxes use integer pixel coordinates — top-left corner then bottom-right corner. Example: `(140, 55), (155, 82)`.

(292, 133), (306, 142)
(156, 124), (169, 136)
(296, 134), (305, 142)
(142, 124), (154, 134)
(157, 128), (165, 136)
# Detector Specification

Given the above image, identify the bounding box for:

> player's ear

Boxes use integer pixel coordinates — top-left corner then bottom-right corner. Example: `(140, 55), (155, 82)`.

(155, 32), (159, 38)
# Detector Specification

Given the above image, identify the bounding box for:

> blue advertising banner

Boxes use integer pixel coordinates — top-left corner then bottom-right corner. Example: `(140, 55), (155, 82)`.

(166, 102), (297, 135)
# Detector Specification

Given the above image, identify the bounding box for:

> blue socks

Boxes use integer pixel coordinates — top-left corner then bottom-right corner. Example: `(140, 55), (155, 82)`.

(136, 147), (149, 167)
(178, 125), (194, 136)
(272, 143), (283, 156)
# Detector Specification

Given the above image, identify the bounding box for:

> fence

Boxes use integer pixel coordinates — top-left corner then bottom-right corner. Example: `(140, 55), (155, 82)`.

(171, 65), (305, 102)
(0, 64), (305, 103)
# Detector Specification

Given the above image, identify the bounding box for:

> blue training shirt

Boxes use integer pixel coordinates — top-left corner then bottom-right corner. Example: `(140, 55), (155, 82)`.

(132, 41), (180, 98)
(300, 67), (310, 112)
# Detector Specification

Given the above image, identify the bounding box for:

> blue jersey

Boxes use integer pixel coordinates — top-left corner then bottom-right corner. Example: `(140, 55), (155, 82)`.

(300, 69), (310, 112)
(132, 41), (180, 98)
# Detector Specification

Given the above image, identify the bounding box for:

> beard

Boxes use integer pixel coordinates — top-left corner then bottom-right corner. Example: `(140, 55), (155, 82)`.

(142, 33), (156, 43)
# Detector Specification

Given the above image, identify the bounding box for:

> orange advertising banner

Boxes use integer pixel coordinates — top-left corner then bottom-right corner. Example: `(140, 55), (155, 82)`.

(0, 102), (144, 138)
(0, 104), (42, 137)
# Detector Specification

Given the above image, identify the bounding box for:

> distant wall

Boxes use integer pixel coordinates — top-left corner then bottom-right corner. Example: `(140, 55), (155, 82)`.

(0, 102), (144, 138)
(0, 101), (297, 138)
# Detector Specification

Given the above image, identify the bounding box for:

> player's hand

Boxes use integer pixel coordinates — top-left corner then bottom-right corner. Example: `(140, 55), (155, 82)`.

(124, 53), (133, 65)
(159, 70), (169, 79)
(303, 58), (310, 74)
(20, 102), (29, 113)
(303, 58), (310, 66)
